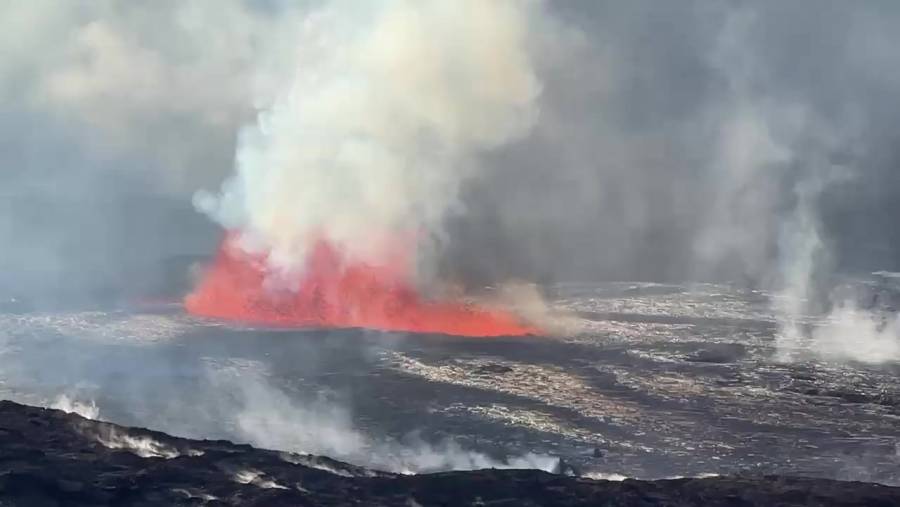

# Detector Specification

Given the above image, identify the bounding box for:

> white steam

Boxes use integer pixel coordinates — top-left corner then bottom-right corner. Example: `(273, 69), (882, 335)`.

(233, 469), (289, 489)
(812, 303), (900, 364)
(694, 11), (792, 283)
(195, 0), (542, 278)
(210, 363), (558, 474)
(696, 9), (900, 365)
(51, 394), (100, 420)
(767, 136), (900, 365)
(94, 428), (181, 459)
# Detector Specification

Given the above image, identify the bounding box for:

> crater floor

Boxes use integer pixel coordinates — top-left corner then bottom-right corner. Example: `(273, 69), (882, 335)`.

(1, 282), (898, 483)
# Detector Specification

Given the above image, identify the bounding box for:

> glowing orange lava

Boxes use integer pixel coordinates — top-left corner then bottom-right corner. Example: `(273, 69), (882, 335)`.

(184, 234), (536, 337)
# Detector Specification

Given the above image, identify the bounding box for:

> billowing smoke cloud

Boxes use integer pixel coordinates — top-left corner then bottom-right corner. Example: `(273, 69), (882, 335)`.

(195, 0), (543, 282)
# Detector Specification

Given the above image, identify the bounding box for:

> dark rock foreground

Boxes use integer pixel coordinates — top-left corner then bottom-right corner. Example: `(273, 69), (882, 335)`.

(1, 401), (899, 506)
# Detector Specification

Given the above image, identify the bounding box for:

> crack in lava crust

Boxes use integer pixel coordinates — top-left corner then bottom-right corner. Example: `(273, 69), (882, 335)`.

(184, 235), (536, 337)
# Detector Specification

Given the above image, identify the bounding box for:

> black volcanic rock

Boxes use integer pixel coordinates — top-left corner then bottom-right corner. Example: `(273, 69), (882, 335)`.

(2, 400), (900, 506)
(686, 343), (747, 364)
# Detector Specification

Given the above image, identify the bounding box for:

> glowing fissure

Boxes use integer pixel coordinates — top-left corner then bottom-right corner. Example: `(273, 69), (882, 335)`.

(186, 234), (535, 337)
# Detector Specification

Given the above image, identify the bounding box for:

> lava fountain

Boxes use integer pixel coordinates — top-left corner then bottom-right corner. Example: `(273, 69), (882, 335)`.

(187, 1), (546, 337)
(185, 234), (537, 337)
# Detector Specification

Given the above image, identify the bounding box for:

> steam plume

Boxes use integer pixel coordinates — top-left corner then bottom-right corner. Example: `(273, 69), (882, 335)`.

(195, 0), (542, 280)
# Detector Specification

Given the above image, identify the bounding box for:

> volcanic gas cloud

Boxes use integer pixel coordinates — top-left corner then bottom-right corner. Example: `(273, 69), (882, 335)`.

(187, 1), (545, 336)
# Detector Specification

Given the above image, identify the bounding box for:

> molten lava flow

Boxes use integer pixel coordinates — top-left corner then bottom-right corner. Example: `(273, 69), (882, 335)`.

(185, 234), (536, 337)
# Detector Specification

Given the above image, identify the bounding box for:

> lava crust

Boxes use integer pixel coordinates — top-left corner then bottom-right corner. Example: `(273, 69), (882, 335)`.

(2, 400), (900, 506)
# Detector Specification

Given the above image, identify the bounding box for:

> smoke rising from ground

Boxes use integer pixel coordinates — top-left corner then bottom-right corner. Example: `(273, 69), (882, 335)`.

(8, 331), (559, 475)
(210, 364), (558, 474)
(195, 0), (543, 282)
(811, 303), (900, 364)
(51, 393), (100, 420)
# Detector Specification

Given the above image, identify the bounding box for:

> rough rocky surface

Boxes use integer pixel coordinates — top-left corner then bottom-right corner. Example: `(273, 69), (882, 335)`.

(4, 281), (900, 482)
(1, 401), (900, 506)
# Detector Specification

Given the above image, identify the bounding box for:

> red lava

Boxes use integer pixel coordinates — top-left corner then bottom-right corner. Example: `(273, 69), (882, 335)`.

(184, 234), (537, 337)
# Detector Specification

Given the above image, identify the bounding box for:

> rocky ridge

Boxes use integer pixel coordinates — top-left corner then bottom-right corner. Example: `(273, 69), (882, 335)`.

(1, 400), (899, 506)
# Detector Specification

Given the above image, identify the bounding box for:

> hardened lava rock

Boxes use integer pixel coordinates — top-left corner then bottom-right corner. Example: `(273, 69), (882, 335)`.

(1, 400), (900, 506)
